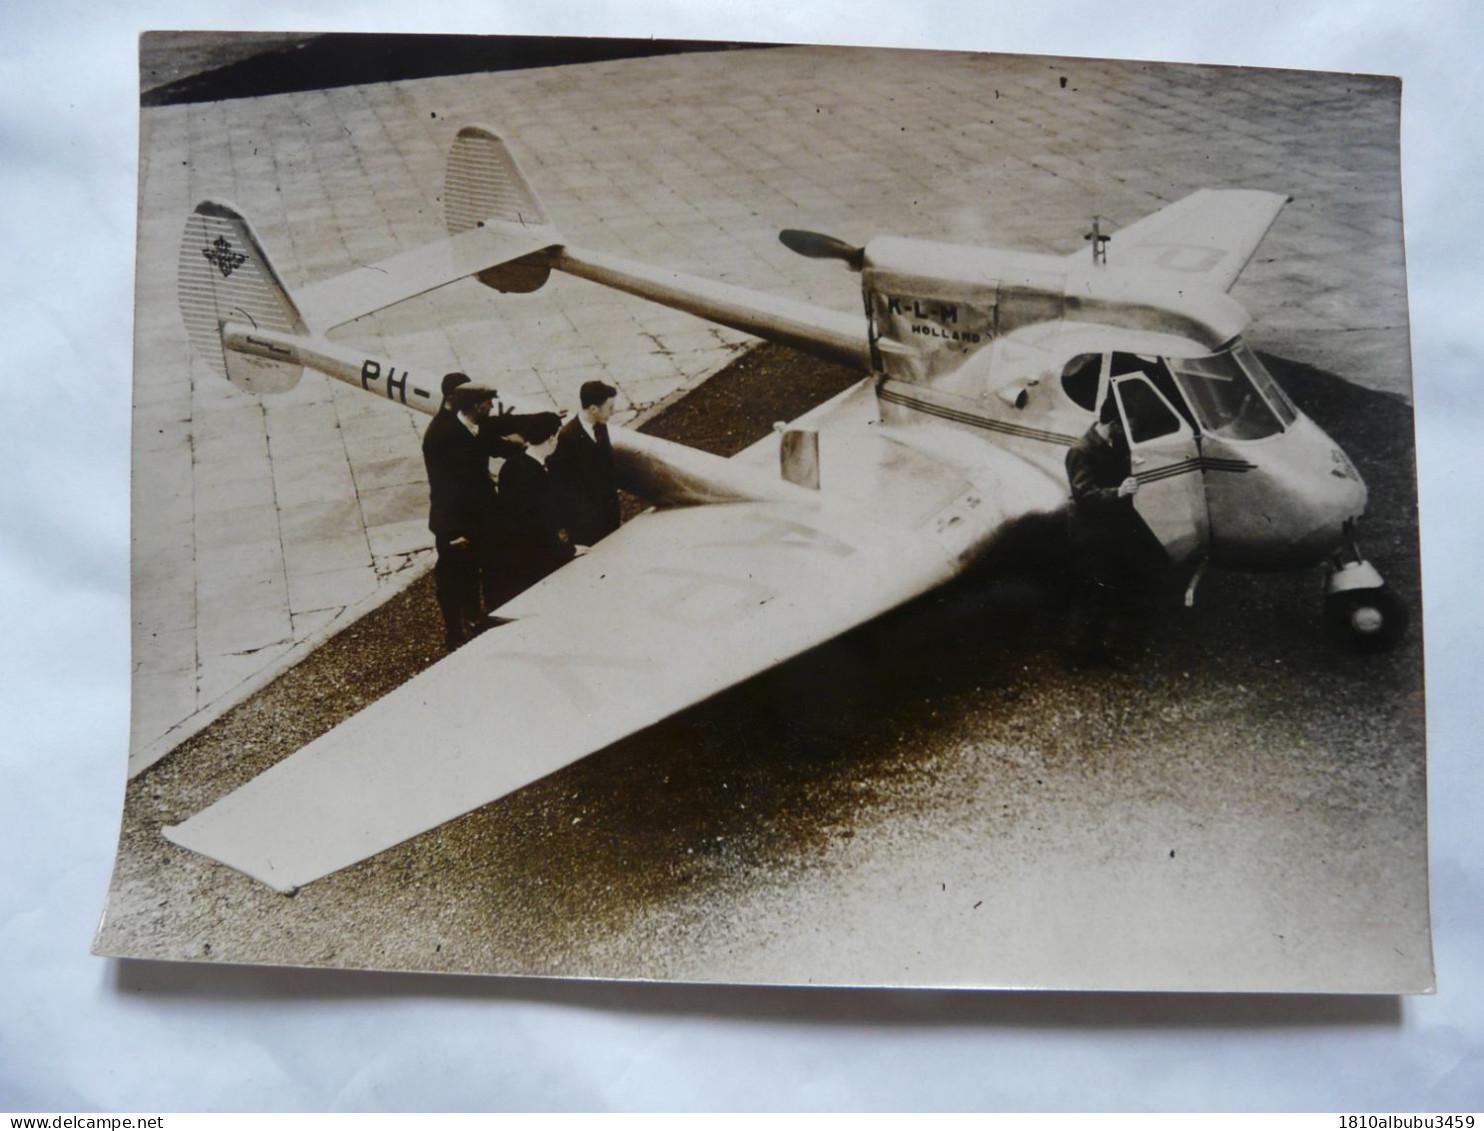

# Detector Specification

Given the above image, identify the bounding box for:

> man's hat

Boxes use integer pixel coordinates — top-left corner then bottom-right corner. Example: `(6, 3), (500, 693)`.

(441, 371), (472, 398)
(450, 383), (498, 412)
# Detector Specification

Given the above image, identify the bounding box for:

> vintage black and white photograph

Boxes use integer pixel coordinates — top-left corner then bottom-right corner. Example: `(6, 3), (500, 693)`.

(93, 32), (1432, 993)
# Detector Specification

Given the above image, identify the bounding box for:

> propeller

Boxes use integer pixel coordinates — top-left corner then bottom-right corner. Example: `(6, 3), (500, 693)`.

(779, 229), (865, 270)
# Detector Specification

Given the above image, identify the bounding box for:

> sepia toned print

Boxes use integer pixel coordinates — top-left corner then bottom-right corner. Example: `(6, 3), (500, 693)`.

(98, 34), (1430, 991)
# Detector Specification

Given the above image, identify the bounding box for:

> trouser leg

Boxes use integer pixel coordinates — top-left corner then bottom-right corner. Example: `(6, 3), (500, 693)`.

(434, 536), (477, 647)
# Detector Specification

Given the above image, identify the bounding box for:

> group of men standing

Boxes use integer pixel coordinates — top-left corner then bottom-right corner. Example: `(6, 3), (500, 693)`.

(422, 373), (621, 649)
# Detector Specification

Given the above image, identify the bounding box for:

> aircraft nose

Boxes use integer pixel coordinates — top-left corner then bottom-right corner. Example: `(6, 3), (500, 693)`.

(1208, 421), (1370, 569)
(1325, 444), (1368, 520)
(1291, 442), (1369, 563)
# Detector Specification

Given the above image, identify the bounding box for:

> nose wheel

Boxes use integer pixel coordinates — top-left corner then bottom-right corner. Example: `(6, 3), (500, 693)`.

(1324, 558), (1408, 652)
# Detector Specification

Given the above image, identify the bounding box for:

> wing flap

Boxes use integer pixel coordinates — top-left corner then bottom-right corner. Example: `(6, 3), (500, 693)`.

(296, 221), (559, 331)
(1071, 189), (1290, 291)
(163, 500), (958, 891)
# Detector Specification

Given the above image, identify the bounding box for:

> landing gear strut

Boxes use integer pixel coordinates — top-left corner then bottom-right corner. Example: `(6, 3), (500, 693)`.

(1324, 546), (1408, 652)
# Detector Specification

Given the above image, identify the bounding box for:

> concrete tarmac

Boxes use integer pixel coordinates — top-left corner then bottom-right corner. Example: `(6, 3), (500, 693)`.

(128, 44), (1411, 788)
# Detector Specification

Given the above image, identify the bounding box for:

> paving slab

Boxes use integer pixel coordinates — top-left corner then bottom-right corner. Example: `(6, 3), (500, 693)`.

(287, 565), (381, 617)
(129, 44), (1410, 773)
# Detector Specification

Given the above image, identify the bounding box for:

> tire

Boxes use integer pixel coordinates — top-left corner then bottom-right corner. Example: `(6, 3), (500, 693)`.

(1324, 586), (1409, 652)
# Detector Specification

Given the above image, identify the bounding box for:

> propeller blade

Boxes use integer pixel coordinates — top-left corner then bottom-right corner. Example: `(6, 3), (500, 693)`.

(779, 229), (865, 270)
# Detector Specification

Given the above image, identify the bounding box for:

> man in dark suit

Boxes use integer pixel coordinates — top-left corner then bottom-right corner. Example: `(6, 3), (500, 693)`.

(422, 376), (560, 647)
(1064, 393), (1162, 660)
(489, 414), (576, 609)
(548, 379), (621, 547)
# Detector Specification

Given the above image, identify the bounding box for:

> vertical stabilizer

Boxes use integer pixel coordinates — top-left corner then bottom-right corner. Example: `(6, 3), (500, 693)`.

(178, 200), (306, 394)
(445, 125), (554, 292)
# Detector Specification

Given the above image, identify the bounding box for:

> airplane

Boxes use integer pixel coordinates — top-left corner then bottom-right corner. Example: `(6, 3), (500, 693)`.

(162, 124), (1408, 893)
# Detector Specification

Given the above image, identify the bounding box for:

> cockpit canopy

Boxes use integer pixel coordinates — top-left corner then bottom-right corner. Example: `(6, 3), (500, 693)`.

(1060, 341), (1299, 441)
(1169, 343), (1298, 439)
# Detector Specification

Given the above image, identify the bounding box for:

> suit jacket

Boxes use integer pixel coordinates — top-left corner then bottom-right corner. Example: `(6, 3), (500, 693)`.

(497, 450), (574, 581)
(1064, 423), (1165, 576)
(548, 417), (620, 545)
(422, 409), (564, 541)
(422, 410), (503, 542)
(1065, 423), (1134, 543)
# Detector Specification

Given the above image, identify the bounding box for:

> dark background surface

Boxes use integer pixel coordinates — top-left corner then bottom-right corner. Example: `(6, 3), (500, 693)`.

(141, 32), (756, 105)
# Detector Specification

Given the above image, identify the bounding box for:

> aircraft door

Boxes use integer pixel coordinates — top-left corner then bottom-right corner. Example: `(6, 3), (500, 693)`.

(1111, 375), (1210, 564)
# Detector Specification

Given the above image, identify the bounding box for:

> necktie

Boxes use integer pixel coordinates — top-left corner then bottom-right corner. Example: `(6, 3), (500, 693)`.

(594, 422), (611, 458)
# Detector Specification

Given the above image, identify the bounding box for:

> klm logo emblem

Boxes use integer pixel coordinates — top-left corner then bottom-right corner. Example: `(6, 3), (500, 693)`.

(886, 297), (958, 322)
(884, 294), (983, 345)
(203, 236), (247, 279)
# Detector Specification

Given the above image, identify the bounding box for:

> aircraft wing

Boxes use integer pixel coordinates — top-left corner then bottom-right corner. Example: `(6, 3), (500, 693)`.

(1070, 189), (1290, 291)
(295, 220), (559, 332)
(163, 498), (962, 892)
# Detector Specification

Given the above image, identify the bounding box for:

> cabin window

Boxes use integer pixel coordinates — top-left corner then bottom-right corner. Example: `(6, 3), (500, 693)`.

(1115, 377), (1183, 444)
(1060, 353), (1103, 410)
(1171, 348), (1286, 440)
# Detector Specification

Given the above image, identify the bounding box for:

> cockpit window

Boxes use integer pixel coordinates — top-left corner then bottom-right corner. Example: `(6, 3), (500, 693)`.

(1060, 353), (1102, 411)
(1112, 352), (1198, 430)
(1115, 377), (1183, 444)
(1232, 342), (1298, 427)
(1110, 352), (1154, 379)
(1171, 347), (1286, 440)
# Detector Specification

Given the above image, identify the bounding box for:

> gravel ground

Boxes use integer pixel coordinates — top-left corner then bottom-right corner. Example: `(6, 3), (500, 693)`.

(96, 345), (1430, 992)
